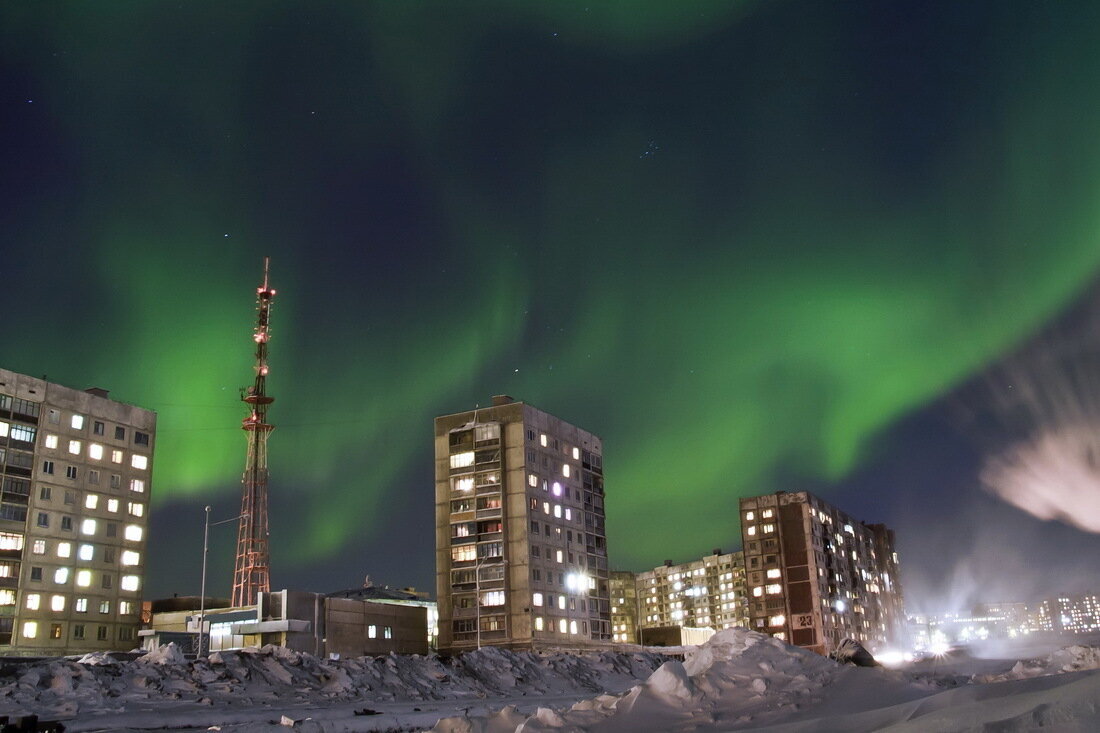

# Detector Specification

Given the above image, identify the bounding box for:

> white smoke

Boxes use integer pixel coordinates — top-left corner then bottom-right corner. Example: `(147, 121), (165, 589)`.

(982, 426), (1100, 533)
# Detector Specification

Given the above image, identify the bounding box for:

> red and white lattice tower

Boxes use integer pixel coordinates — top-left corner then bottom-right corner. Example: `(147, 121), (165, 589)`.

(232, 257), (276, 607)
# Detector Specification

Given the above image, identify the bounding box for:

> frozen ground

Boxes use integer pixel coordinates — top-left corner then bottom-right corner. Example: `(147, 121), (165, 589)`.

(1, 631), (1099, 732)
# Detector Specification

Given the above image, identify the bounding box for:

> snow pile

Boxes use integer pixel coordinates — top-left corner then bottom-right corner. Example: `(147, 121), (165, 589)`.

(975, 643), (1100, 682)
(0, 643), (666, 723)
(432, 628), (918, 732)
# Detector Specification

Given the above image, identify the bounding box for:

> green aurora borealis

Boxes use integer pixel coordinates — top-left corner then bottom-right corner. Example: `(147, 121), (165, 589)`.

(4, 2), (1100, 597)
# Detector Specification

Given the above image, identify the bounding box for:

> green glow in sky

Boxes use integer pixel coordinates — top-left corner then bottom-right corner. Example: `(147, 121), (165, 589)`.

(3, 1), (1100, 592)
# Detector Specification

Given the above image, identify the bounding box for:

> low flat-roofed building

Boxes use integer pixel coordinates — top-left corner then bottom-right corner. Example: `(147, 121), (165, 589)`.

(141, 589), (428, 657)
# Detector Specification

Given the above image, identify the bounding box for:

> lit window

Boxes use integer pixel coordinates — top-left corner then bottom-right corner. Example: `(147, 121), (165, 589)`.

(121, 575), (139, 592)
(32, 540), (45, 555)
(21, 622), (37, 639)
(543, 502), (550, 515)
(558, 595), (566, 610)
(0, 422), (7, 438)
(745, 511), (755, 521)
(76, 570), (92, 587)
(99, 600), (109, 613)
(556, 550), (563, 563)
(769, 614), (785, 627)
(564, 508), (571, 521)
(121, 550), (140, 566)
(540, 434), (548, 447)
(81, 519), (96, 535)
(533, 593), (544, 606)
(559, 619), (567, 633)
(75, 598), (88, 612)
(451, 545), (476, 562)
(85, 494), (99, 510)
(71, 414), (85, 430)
(54, 567), (69, 584)
(89, 443), (103, 461)
(57, 542), (72, 559)
(67, 440), (81, 455)
(480, 590), (504, 606)
(570, 620), (578, 634)
(762, 524), (775, 533)
(765, 584), (781, 594)
(25, 593), (40, 610)
(78, 544), (93, 561)
(746, 526), (756, 536)
(553, 505), (562, 518)
(128, 502), (144, 517)
(107, 499), (119, 513)
(528, 474), (538, 488)
(562, 464), (571, 478)
(766, 568), (781, 579)
(119, 601), (133, 615)
(0, 532), (23, 552)
(762, 509), (773, 519)
(111, 450), (123, 464)
(45, 434), (58, 449)
(535, 617), (544, 631)
(572, 447), (580, 460)
(131, 455), (148, 470)
(552, 482), (562, 497)
(368, 624), (377, 638)
(51, 595), (65, 612)
(449, 452), (474, 469)
(130, 479), (145, 493)
(453, 477), (473, 492)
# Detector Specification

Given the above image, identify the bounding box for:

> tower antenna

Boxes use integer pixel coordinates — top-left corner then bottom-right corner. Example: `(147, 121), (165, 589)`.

(232, 256), (276, 606)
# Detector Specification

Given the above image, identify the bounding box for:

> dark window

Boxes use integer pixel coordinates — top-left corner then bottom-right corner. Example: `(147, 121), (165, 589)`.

(42, 461), (54, 475)
(134, 431), (149, 446)
(93, 421), (105, 436)
(60, 516), (72, 531)
(64, 490), (75, 505)
(96, 625), (108, 641)
(65, 466), (77, 480)
(119, 626), (133, 641)
(101, 575), (112, 589)
(30, 567), (42, 581)
(114, 427), (125, 441)
(103, 547), (115, 563)
(0, 504), (26, 522)
(106, 523), (117, 538)
(36, 513), (49, 528)
(88, 470), (99, 485)
(110, 475), (121, 489)
(10, 398), (40, 419)
(73, 624), (85, 640)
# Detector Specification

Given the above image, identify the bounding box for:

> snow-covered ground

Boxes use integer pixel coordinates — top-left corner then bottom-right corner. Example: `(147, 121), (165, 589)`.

(2, 630), (1099, 731)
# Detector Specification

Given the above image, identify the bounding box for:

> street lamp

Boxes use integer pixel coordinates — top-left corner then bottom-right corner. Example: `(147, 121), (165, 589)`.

(198, 506), (244, 657)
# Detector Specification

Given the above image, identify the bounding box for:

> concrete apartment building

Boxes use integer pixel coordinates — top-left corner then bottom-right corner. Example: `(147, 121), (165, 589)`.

(609, 570), (639, 644)
(739, 491), (904, 655)
(435, 396), (610, 654)
(1032, 594), (1100, 634)
(636, 550), (748, 640)
(0, 368), (155, 655)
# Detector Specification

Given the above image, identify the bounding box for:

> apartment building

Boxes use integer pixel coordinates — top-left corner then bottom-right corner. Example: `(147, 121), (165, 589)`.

(610, 570), (639, 644)
(636, 550), (748, 635)
(739, 491), (904, 655)
(435, 396), (610, 654)
(0, 368), (155, 655)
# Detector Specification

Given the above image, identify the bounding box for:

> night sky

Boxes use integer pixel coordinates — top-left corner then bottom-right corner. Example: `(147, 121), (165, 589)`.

(4, 2), (1100, 612)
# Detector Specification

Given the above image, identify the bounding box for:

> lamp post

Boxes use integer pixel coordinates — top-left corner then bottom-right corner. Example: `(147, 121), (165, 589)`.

(198, 507), (245, 657)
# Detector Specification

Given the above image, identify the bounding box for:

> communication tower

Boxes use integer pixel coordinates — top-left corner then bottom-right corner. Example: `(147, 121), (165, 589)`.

(232, 257), (276, 606)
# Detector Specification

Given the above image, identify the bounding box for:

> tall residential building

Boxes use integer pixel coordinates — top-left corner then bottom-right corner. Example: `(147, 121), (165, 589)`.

(0, 369), (155, 655)
(1032, 594), (1100, 634)
(636, 550), (748, 635)
(739, 491), (904, 655)
(609, 570), (639, 644)
(435, 396), (610, 654)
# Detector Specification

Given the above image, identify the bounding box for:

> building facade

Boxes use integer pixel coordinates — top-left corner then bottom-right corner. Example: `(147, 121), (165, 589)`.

(739, 491), (904, 655)
(1032, 594), (1100, 634)
(142, 589), (429, 657)
(636, 550), (748, 636)
(0, 369), (155, 655)
(610, 570), (639, 644)
(435, 396), (610, 655)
